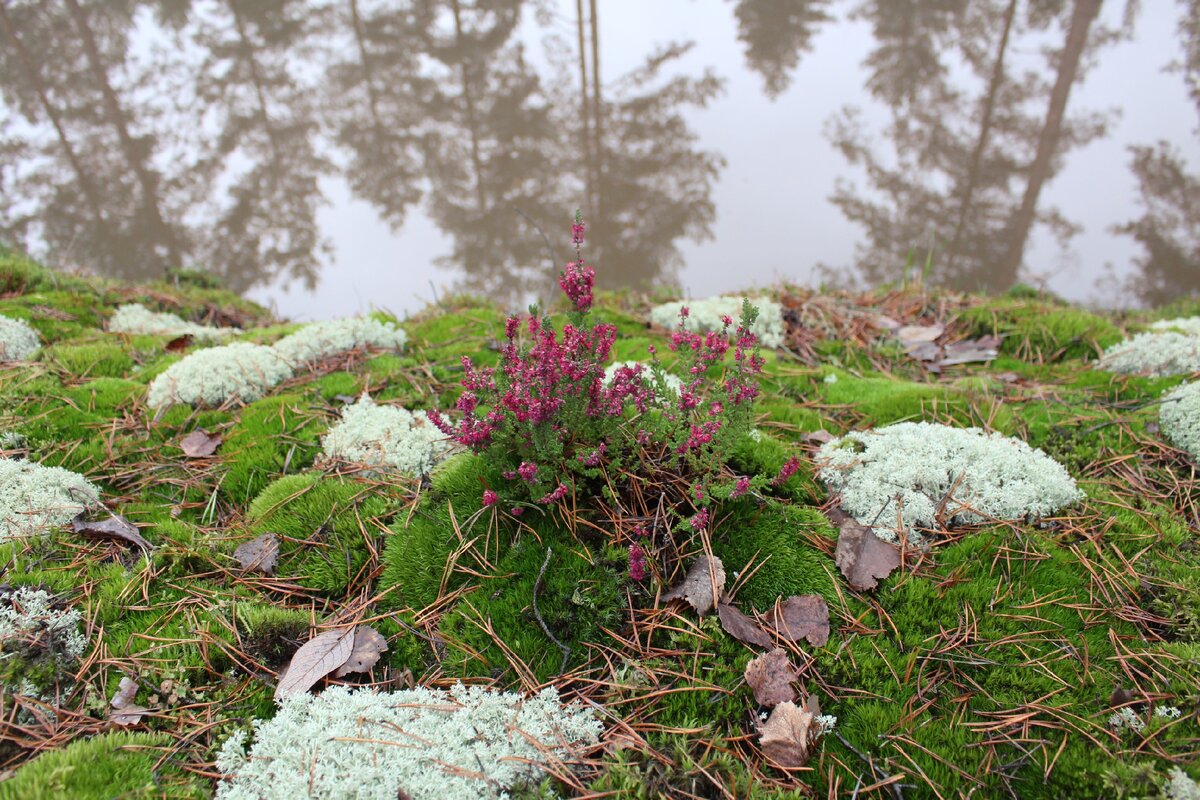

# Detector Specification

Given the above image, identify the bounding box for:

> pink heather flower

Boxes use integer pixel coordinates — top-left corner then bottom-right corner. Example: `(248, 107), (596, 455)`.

(731, 476), (751, 499)
(679, 306), (690, 320)
(510, 506), (524, 517)
(628, 543), (647, 581)
(538, 483), (569, 504)
(559, 260), (595, 313)
(772, 456), (801, 486)
(689, 508), (710, 531)
(505, 316), (519, 339)
(482, 489), (498, 507)
(693, 486), (705, 503)
(517, 461), (539, 483)
(572, 219), (587, 247)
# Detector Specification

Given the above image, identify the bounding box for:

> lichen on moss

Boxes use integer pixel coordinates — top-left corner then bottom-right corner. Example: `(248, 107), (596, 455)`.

(320, 395), (450, 476)
(1099, 331), (1200, 376)
(0, 458), (100, 541)
(1160, 381), (1200, 460)
(817, 422), (1082, 540)
(272, 316), (407, 366)
(215, 683), (601, 800)
(649, 295), (785, 349)
(0, 313), (41, 361)
(146, 342), (293, 408)
(108, 303), (234, 341)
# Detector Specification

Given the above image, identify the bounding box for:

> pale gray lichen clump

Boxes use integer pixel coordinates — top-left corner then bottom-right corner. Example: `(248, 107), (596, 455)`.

(108, 303), (233, 341)
(1166, 768), (1200, 800)
(0, 314), (40, 361)
(215, 683), (602, 800)
(1151, 317), (1200, 335)
(0, 458), (100, 541)
(273, 316), (407, 366)
(1098, 331), (1200, 376)
(321, 395), (450, 475)
(649, 296), (786, 349)
(0, 588), (88, 664)
(1160, 381), (1200, 460)
(147, 343), (294, 409)
(816, 422), (1082, 541)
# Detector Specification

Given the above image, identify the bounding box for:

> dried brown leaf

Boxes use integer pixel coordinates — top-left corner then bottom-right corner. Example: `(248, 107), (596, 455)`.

(718, 602), (772, 649)
(897, 324), (944, 348)
(234, 533), (279, 575)
(109, 676), (148, 726)
(333, 625), (389, 677)
(72, 514), (153, 554)
(180, 429), (221, 458)
(759, 700), (815, 768)
(164, 334), (193, 352)
(661, 555), (725, 616)
(802, 430), (835, 446)
(275, 627), (356, 700)
(744, 648), (798, 707)
(768, 595), (830, 647)
(833, 513), (900, 591)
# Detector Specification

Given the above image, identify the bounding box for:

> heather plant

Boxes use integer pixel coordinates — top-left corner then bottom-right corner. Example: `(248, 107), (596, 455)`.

(429, 214), (764, 536)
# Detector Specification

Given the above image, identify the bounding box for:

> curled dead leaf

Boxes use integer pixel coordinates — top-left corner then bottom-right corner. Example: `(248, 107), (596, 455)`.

(109, 676), (148, 726)
(333, 626), (389, 678)
(718, 602), (772, 649)
(275, 627), (356, 700)
(180, 429), (221, 458)
(767, 595), (830, 647)
(72, 514), (153, 554)
(759, 700), (816, 769)
(744, 648), (799, 707)
(164, 334), (193, 352)
(832, 512), (900, 591)
(661, 555), (725, 616)
(234, 533), (279, 576)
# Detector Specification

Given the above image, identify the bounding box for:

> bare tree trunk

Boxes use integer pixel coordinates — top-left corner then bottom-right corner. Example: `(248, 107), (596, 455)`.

(997, 0), (1101, 287)
(62, 0), (180, 266)
(229, 0), (283, 167)
(947, 0), (1017, 275)
(0, 1), (105, 226)
(575, 0), (593, 212)
(588, 0), (601, 225)
(450, 0), (487, 215)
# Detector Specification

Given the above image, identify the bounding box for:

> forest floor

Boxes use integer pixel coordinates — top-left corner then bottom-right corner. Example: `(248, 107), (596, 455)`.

(0, 248), (1197, 799)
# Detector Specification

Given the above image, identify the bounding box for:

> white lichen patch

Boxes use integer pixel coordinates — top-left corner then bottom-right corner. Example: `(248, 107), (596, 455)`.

(649, 296), (786, 349)
(1166, 767), (1200, 800)
(1160, 381), (1200, 460)
(321, 395), (450, 476)
(1098, 331), (1200, 376)
(273, 317), (407, 367)
(816, 422), (1082, 540)
(1151, 317), (1200, 335)
(0, 314), (41, 361)
(147, 343), (293, 409)
(108, 303), (233, 341)
(0, 587), (87, 663)
(0, 458), (100, 541)
(215, 683), (602, 800)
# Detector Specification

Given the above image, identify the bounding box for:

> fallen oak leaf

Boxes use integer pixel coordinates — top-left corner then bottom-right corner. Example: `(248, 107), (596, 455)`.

(832, 511), (900, 591)
(164, 334), (193, 352)
(72, 514), (153, 554)
(333, 625), (389, 677)
(744, 648), (799, 707)
(759, 700), (816, 769)
(180, 429), (221, 458)
(275, 627), (356, 700)
(767, 595), (830, 647)
(661, 555), (725, 616)
(718, 602), (772, 649)
(233, 533), (279, 575)
(109, 676), (149, 726)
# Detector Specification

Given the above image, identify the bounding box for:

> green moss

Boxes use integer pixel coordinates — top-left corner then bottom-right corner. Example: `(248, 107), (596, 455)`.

(246, 473), (399, 596)
(0, 248), (90, 296)
(958, 299), (1123, 361)
(0, 731), (206, 800)
(42, 341), (134, 379)
(711, 501), (838, 611)
(220, 394), (325, 505)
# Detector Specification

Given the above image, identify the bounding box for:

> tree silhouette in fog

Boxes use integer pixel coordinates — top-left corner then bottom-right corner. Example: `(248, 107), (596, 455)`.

(827, 0), (1114, 292)
(187, 0), (333, 293)
(728, 0), (832, 98)
(0, 0), (186, 280)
